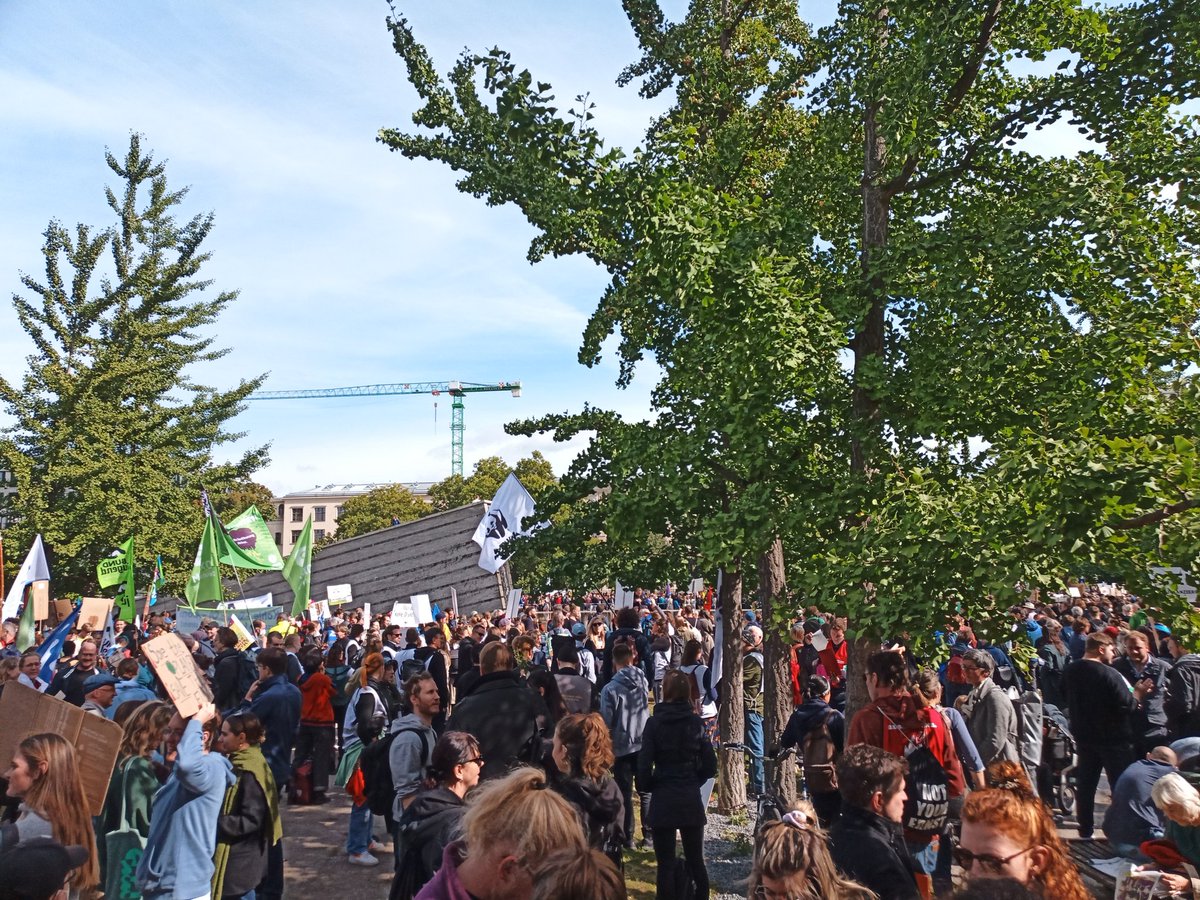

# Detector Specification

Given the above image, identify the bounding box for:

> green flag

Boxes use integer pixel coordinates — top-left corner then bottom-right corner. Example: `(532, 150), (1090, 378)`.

(220, 506), (284, 570)
(284, 517), (314, 616)
(97, 537), (133, 588)
(185, 517), (223, 609)
(16, 585), (36, 650)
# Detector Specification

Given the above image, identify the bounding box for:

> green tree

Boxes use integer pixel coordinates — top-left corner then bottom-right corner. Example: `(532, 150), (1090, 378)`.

(427, 453), (556, 511)
(209, 481), (276, 522)
(333, 484), (429, 540)
(385, 0), (1200, 803)
(0, 135), (268, 594)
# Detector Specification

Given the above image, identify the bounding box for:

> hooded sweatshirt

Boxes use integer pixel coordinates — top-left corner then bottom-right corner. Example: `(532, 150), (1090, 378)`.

(781, 697), (845, 754)
(847, 692), (965, 799)
(395, 787), (466, 896)
(552, 774), (625, 850)
(599, 664), (650, 757)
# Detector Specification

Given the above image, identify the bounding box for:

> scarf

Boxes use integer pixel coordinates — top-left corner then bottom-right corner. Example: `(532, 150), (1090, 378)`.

(211, 745), (281, 899)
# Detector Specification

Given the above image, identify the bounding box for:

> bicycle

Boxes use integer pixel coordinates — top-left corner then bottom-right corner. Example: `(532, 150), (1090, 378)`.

(720, 741), (799, 844)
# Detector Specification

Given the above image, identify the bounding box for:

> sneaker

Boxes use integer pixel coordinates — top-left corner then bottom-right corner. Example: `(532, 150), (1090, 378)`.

(348, 851), (379, 867)
(368, 839), (387, 854)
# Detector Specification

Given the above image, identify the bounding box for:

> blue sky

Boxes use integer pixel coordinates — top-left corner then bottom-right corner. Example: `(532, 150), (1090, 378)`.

(0, 1), (684, 495)
(0, 2), (1110, 497)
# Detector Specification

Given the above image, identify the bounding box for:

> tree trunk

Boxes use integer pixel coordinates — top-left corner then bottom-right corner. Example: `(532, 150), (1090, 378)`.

(845, 634), (874, 724)
(716, 563), (746, 814)
(758, 537), (797, 806)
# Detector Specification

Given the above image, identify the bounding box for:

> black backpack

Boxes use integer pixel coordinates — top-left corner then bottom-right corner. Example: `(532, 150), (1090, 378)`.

(880, 710), (949, 834)
(398, 652), (434, 688)
(360, 726), (431, 818)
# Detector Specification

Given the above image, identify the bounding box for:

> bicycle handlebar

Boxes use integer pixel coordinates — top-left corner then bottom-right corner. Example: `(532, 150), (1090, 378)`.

(720, 741), (797, 761)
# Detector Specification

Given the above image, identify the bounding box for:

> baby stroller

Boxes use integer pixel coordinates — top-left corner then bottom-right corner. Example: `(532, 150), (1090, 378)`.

(1039, 703), (1076, 817)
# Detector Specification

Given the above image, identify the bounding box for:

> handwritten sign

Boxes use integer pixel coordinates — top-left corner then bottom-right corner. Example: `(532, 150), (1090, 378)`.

(30, 580), (49, 621)
(53, 599), (73, 624)
(410, 594), (432, 625)
(362, 602), (371, 623)
(328, 584), (353, 604)
(142, 633), (214, 718)
(0, 681), (122, 815)
(79, 596), (113, 632)
(390, 602), (418, 628)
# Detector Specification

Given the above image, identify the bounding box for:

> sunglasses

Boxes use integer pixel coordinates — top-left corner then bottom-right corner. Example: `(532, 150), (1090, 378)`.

(464, 756), (485, 767)
(953, 845), (1036, 874)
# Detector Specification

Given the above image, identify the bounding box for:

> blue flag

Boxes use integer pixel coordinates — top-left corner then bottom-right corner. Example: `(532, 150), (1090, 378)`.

(431, 603), (442, 620)
(36, 606), (80, 683)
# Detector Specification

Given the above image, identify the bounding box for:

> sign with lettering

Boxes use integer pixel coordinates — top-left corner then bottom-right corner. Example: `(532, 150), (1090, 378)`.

(142, 633), (214, 718)
(390, 602), (418, 628)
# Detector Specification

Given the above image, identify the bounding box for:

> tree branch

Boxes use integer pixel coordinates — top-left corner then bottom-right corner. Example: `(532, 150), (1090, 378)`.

(1112, 496), (1199, 530)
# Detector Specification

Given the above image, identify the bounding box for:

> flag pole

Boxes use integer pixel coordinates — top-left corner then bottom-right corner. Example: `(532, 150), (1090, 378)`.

(0, 532), (6, 602)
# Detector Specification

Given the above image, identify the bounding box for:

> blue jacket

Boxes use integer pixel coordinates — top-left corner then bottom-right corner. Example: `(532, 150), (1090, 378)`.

(107, 679), (159, 719)
(136, 719), (235, 900)
(249, 674), (302, 786)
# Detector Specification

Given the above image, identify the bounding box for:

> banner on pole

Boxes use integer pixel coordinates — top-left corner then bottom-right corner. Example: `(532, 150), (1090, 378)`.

(450, 588), (459, 618)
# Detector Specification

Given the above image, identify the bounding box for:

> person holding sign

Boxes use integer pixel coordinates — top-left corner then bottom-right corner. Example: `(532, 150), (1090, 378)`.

(135, 702), (234, 900)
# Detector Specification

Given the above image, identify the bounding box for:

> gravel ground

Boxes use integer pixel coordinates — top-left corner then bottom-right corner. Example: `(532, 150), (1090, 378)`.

(704, 807), (756, 899)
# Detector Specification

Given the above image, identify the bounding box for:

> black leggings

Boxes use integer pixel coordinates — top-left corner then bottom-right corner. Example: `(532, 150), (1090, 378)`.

(652, 826), (708, 899)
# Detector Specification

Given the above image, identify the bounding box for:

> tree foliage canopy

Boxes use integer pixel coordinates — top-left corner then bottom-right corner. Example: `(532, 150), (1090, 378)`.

(0, 135), (268, 593)
(333, 483), (430, 541)
(383, 1), (1199, 643)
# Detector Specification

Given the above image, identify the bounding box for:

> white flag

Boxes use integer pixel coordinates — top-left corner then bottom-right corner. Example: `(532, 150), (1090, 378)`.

(99, 610), (118, 663)
(2, 535), (51, 621)
(472, 473), (535, 574)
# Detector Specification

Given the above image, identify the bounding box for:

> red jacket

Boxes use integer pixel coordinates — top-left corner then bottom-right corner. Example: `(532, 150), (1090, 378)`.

(299, 671), (335, 725)
(847, 692), (965, 799)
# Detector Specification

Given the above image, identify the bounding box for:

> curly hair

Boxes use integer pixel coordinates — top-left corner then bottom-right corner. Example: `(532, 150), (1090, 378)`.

(118, 700), (174, 761)
(962, 762), (1089, 900)
(750, 804), (877, 899)
(555, 713), (615, 781)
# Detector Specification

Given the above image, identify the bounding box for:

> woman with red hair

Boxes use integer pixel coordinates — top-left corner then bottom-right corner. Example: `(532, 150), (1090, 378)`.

(958, 762), (1089, 900)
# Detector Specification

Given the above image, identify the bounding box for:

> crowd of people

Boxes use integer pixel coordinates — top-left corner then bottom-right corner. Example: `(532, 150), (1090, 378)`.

(2, 581), (1200, 898)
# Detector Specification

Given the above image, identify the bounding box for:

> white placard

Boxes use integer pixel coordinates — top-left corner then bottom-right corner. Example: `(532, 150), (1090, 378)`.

(410, 593), (433, 625)
(391, 602), (418, 628)
(688, 578), (705, 595)
(1151, 567), (1198, 605)
(614, 581), (635, 609)
(506, 589), (523, 621)
(1067, 586), (1082, 598)
(362, 602), (371, 623)
(328, 583), (353, 604)
(308, 599), (332, 620)
(450, 588), (459, 618)
(809, 629), (829, 652)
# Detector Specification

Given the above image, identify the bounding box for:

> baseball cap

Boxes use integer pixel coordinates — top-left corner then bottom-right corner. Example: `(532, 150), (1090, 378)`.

(82, 672), (118, 692)
(0, 838), (88, 900)
(744, 610), (757, 623)
(571, 622), (586, 638)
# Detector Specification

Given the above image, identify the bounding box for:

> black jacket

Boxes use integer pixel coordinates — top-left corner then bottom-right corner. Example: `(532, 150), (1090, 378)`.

(829, 804), (920, 900)
(781, 698), (845, 754)
(636, 700), (717, 829)
(445, 670), (545, 778)
(1062, 658), (1137, 746)
(600, 627), (654, 687)
(212, 648), (244, 713)
(1113, 655), (1171, 738)
(217, 769), (271, 897)
(551, 774), (625, 850)
(392, 786), (465, 900)
(1167, 654), (1200, 738)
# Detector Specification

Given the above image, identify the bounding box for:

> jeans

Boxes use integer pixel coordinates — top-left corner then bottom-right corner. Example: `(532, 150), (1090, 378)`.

(1075, 742), (1135, 836)
(613, 752), (652, 844)
(346, 797), (373, 854)
(906, 835), (938, 900)
(744, 710), (765, 793)
(651, 826), (708, 899)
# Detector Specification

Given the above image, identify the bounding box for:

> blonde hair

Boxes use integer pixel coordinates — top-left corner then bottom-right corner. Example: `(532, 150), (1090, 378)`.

(963, 763), (1089, 900)
(749, 804), (876, 900)
(529, 848), (624, 900)
(18, 733), (100, 890)
(462, 767), (585, 861)
(118, 700), (174, 762)
(1153, 772), (1200, 823)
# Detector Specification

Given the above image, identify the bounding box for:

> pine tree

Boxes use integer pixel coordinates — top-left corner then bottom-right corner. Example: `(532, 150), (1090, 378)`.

(0, 134), (269, 593)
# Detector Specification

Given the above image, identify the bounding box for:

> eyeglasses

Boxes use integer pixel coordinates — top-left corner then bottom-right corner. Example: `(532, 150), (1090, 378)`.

(953, 845), (1037, 874)
(464, 756), (485, 767)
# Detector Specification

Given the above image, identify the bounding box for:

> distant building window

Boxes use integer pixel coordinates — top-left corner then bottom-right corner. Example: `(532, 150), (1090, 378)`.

(291, 530), (301, 543)
(274, 532), (282, 546)
(277, 503), (284, 519)
(314, 506), (326, 522)
(335, 505), (344, 519)
(315, 529), (326, 541)
(291, 507), (303, 522)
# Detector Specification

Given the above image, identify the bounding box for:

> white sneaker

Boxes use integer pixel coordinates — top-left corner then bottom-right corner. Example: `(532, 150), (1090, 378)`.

(347, 851), (379, 867)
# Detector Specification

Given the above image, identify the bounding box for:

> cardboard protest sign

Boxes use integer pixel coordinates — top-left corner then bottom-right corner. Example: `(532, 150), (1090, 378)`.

(53, 599), (73, 623)
(688, 578), (705, 596)
(0, 681), (122, 815)
(327, 584), (352, 604)
(79, 596), (113, 632)
(390, 602), (418, 628)
(142, 632), (214, 718)
(30, 580), (49, 621)
(410, 594), (433, 625)
(228, 615), (256, 652)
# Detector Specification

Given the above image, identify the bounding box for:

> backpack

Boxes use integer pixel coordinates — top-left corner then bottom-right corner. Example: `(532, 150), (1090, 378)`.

(802, 710), (839, 794)
(399, 652), (434, 687)
(880, 709), (949, 834)
(360, 726), (431, 818)
(669, 631), (685, 669)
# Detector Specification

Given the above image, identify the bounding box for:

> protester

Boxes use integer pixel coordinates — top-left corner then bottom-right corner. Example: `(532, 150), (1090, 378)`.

(336, 652), (390, 866)
(212, 712), (282, 900)
(751, 806), (875, 900)
(1061, 631), (1147, 839)
(1035, 620), (1071, 711)
(959, 762), (1089, 900)
(599, 607), (653, 686)
(80, 671), (118, 716)
(16, 650), (47, 693)
(818, 619), (849, 711)
(0, 837), (90, 900)
(1151, 771), (1200, 887)
(552, 642), (597, 714)
(390, 732), (482, 900)
(446, 642), (545, 778)
(413, 627), (450, 732)
(600, 639), (651, 850)
(97, 701), (174, 894)
(549, 713), (625, 863)
(956, 649), (1018, 768)
(212, 627), (248, 714)
(390, 671), (440, 836)
(638, 669), (717, 899)
(1103, 745), (1176, 860)
(781, 674), (845, 828)
(0, 733), (99, 895)
(46, 640), (99, 707)
(1165, 634), (1200, 739)
(414, 767), (586, 900)
(294, 649), (335, 804)
(109, 657), (158, 719)
(136, 703), (234, 900)
(1114, 630), (1171, 756)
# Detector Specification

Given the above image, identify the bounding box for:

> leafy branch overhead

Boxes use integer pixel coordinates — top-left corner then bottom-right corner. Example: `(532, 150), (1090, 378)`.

(383, 1), (1199, 643)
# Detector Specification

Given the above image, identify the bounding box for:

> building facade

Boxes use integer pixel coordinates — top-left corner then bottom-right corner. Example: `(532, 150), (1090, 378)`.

(267, 482), (434, 555)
